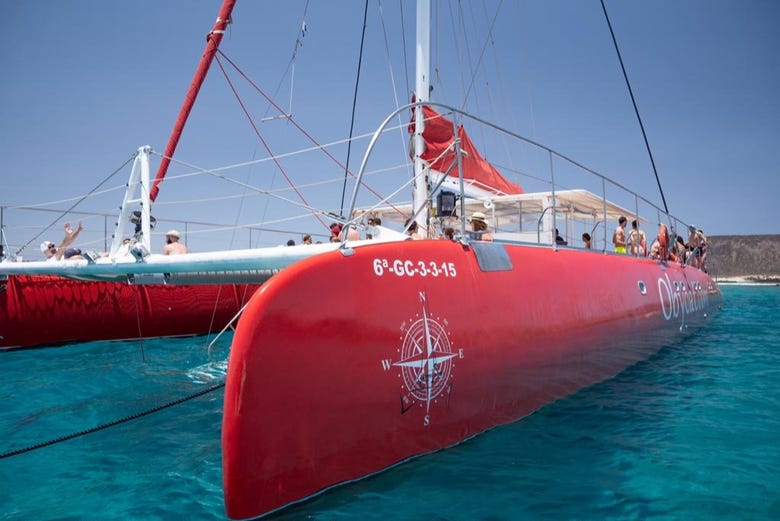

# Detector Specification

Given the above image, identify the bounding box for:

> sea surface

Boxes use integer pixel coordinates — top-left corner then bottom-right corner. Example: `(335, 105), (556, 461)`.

(1, 285), (778, 520)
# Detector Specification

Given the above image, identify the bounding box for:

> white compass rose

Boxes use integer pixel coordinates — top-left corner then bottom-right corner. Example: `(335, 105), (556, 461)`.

(380, 291), (463, 426)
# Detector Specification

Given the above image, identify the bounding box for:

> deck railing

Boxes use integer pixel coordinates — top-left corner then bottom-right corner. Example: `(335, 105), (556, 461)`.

(349, 101), (699, 257)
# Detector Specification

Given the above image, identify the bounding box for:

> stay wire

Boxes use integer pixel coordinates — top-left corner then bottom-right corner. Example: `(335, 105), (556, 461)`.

(0, 382), (225, 460)
(14, 153), (136, 257)
(214, 50), (409, 218)
(213, 54), (324, 230)
(339, 0), (371, 217)
(600, 0), (669, 215)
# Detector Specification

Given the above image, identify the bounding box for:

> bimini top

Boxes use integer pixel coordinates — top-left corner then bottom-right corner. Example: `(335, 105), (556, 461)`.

(364, 188), (644, 231)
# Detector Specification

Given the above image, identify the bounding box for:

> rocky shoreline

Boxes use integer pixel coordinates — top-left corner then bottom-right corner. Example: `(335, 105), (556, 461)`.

(708, 234), (780, 282)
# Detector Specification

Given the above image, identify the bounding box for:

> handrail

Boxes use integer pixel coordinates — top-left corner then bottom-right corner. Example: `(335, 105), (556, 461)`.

(349, 101), (696, 251)
(0, 205), (313, 261)
(537, 206), (553, 245)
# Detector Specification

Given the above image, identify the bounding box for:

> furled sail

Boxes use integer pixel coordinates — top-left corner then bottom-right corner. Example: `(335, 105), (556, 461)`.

(410, 103), (523, 197)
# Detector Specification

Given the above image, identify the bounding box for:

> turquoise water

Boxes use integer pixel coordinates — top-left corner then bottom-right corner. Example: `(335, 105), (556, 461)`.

(1, 285), (778, 520)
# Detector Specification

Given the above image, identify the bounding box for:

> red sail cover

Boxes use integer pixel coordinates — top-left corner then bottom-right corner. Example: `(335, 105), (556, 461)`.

(411, 104), (523, 195)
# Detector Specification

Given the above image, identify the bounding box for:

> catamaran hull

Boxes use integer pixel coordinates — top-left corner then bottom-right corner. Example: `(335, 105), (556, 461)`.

(0, 275), (260, 350)
(222, 240), (722, 519)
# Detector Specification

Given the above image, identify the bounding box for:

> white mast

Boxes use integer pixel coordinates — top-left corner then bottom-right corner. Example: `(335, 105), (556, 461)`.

(413, 0), (431, 237)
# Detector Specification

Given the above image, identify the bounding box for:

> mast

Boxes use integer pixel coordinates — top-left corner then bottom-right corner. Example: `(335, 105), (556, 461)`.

(412, 0), (431, 236)
(149, 0), (237, 202)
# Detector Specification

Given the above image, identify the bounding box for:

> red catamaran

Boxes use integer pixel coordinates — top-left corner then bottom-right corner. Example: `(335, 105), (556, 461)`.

(0, 2), (722, 518)
(219, 1), (723, 518)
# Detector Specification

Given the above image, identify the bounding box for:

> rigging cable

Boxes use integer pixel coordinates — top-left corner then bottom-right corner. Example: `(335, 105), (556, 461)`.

(12, 153), (136, 258)
(377, 0), (416, 185)
(339, 0), (371, 217)
(260, 0), (310, 122)
(600, 0), (669, 215)
(215, 50), (408, 218)
(213, 54), (325, 230)
(458, 0), (503, 114)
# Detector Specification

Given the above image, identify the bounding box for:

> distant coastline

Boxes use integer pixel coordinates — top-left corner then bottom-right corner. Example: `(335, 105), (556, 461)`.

(715, 276), (780, 286)
(708, 234), (780, 282)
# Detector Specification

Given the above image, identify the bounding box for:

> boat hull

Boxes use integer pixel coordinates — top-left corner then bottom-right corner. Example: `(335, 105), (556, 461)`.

(222, 240), (722, 519)
(0, 274), (260, 350)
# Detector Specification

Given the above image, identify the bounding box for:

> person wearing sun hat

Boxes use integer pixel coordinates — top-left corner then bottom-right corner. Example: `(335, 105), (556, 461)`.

(469, 211), (493, 241)
(162, 229), (188, 255)
(40, 221), (84, 261)
(40, 240), (57, 260)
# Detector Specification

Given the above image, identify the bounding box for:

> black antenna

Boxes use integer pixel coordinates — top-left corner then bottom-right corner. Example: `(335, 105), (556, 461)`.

(600, 0), (669, 216)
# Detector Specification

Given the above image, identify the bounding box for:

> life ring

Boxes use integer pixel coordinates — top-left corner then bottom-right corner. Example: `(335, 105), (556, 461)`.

(658, 224), (669, 260)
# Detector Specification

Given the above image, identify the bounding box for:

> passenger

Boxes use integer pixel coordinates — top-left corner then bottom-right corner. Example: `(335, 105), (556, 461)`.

(443, 227), (455, 240)
(612, 216), (628, 253)
(629, 220), (647, 256)
(339, 210), (363, 241)
(686, 225), (697, 249)
(687, 225), (706, 269)
(674, 235), (687, 264)
(648, 237), (662, 260)
(365, 216), (383, 240)
(698, 229), (708, 271)
(116, 237), (133, 257)
(162, 229), (188, 255)
(582, 232), (592, 249)
(405, 218), (425, 240)
(555, 228), (567, 245)
(329, 223), (342, 242)
(469, 212), (493, 241)
(302, 234), (313, 245)
(339, 225), (360, 241)
(41, 221), (84, 261)
(286, 239), (296, 246)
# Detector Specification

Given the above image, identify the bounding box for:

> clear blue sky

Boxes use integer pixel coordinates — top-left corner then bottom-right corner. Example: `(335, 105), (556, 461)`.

(2, 1), (778, 256)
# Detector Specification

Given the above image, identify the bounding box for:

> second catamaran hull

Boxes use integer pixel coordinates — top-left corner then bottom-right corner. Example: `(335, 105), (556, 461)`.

(222, 240), (722, 519)
(0, 275), (261, 350)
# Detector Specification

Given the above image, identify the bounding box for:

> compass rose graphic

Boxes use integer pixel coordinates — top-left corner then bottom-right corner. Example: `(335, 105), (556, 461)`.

(381, 291), (463, 426)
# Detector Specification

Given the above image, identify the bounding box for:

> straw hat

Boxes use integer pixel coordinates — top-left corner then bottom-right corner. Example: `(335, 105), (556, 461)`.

(470, 211), (487, 223)
(165, 229), (180, 238)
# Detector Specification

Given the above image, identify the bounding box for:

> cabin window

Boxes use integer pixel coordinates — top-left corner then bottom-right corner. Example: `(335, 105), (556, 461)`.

(471, 242), (513, 272)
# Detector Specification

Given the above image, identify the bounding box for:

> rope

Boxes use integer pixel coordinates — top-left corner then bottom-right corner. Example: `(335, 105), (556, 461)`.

(600, 0), (669, 215)
(0, 382), (225, 459)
